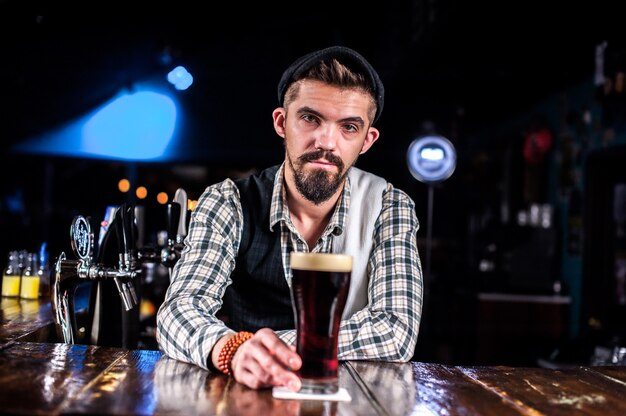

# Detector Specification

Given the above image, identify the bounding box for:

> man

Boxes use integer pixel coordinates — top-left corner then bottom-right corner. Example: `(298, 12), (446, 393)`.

(156, 45), (423, 391)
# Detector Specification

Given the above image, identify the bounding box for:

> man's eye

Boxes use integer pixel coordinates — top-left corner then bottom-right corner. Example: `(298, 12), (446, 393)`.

(344, 124), (358, 133)
(302, 114), (317, 123)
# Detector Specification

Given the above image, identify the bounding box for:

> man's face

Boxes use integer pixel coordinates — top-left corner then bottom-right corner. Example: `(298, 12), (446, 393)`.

(278, 80), (379, 204)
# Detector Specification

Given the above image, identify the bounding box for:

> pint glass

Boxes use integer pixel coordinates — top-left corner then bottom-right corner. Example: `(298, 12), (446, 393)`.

(289, 252), (352, 394)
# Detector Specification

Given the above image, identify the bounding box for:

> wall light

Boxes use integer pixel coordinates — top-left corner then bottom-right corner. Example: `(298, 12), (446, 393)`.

(407, 135), (456, 184)
(407, 135), (457, 283)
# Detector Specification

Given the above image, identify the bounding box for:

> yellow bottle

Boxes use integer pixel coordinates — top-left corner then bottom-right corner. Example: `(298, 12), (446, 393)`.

(20, 253), (40, 300)
(20, 276), (40, 299)
(1, 251), (20, 297)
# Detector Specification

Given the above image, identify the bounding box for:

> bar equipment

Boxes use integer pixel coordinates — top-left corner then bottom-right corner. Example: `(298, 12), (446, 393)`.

(52, 188), (189, 348)
(53, 204), (140, 345)
(159, 188), (188, 277)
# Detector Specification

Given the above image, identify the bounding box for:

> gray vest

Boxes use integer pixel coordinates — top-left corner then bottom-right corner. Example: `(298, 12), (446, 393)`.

(334, 167), (387, 319)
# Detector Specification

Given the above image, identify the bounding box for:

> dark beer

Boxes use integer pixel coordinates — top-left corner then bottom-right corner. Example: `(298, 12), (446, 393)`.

(290, 252), (352, 394)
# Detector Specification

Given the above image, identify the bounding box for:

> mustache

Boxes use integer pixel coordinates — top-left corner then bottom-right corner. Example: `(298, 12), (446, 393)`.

(298, 150), (344, 169)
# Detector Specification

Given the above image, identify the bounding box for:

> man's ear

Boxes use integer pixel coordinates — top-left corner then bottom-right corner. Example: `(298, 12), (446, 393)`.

(272, 108), (286, 138)
(359, 127), (380, 154)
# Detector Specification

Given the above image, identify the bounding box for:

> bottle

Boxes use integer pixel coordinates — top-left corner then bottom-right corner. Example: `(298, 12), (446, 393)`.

(1, 251), (21, 297)
(19, 252), (40, 299)
(37, 243), (51, 298)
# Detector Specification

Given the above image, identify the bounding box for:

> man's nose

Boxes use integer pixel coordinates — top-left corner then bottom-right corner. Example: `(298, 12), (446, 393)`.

(314, 125), (338, 151)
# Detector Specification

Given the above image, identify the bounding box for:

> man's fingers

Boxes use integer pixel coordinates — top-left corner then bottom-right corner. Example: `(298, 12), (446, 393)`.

(254, 328), (302, 370)
(230, 328), (302, 391)
(236, 367), (266, 390)
(233, 344), (273, 383)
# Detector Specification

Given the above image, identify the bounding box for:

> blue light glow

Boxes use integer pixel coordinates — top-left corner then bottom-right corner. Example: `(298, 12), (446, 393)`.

(82, 91), (176, 160)
(13, 90), (178, 161)
(167, 66), (193, 90)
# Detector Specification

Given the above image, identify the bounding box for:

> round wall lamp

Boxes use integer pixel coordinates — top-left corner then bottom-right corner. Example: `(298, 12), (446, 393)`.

(406, 135), (456, 283)
(407, 135), (456, 184)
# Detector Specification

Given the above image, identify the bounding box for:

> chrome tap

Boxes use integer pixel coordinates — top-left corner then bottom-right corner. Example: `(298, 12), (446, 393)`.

(52, 189), (189, 346)
(52, 252), (81, 344)
(113, 204), (139, 310)
(173, 188), (188, 245)
(52, 204), (141, 344)
(159, 188), (188, 273)
(160, 202), (182, 269)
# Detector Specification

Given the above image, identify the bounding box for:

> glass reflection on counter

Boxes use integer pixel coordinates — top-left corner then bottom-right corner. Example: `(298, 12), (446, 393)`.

(348, 361), (417, 415)
(153, 355), (220, 414)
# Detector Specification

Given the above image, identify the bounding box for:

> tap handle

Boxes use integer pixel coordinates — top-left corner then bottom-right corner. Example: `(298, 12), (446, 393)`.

(166, 202), (181, 244)
(125, 204), (136, 253)
(115, 203), (136, 256)
(114, 206), (126, 255)
(173, 188), (188, 242)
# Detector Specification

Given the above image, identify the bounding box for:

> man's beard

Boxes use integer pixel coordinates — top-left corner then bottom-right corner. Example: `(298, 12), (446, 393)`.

(288, 149), (350, 205)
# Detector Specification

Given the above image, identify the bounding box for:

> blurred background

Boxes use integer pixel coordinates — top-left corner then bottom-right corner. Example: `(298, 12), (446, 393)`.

(2, 4), (625, 366)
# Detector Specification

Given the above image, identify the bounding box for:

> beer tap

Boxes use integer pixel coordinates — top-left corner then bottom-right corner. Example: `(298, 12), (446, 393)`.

(52, 216), (94, 344)
(161, 202), (181, 272)
(173, 188), (188, 245)
(159, 188), (188, 275)
(113, 204), (139, 311)
(52, 255), (82, 344)
(53, 190), (188, 346)
(52, 205), (141, 344)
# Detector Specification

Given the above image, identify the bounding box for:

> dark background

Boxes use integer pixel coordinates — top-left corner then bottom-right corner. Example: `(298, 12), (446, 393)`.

(1, 4), (624, 365)
(2, 4), (618, 158)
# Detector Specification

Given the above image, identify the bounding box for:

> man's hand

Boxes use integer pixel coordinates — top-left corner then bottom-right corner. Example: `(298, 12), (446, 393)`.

(214, 328), (302, 391)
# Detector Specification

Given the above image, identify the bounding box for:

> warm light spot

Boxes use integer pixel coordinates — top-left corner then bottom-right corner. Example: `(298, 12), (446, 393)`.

(136, 186), (148, 199)
(118, 179), (130, 193)
(157, 192), (168, 204)
(188, 199), (198, 211)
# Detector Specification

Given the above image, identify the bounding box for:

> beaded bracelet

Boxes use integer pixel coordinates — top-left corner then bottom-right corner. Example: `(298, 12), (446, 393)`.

(217, 331), (254, 375)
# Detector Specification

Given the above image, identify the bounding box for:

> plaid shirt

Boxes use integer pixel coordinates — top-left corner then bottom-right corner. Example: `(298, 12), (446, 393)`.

(156, 163), (423, 370)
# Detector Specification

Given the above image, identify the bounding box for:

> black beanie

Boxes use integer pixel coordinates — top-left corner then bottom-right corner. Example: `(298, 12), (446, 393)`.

(277, 45), (385, 124)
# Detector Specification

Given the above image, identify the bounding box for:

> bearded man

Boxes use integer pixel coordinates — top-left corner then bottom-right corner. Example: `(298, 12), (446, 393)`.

(157, 46), (423, 391)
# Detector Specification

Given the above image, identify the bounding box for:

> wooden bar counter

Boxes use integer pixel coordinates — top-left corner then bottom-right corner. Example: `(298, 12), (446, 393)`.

(2, 297), (626, 415)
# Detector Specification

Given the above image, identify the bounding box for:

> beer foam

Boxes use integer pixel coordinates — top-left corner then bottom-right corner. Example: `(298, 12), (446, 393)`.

(290, 252), (353, 272)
